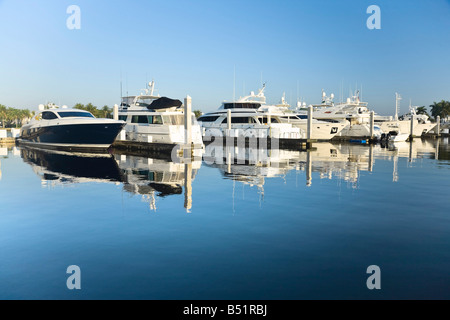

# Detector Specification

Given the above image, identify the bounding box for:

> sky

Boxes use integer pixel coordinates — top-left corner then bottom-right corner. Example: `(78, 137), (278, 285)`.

(0, 0), (449, 115)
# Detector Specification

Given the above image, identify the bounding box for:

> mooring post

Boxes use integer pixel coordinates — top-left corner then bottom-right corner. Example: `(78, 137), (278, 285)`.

(436, 116), (441, 137)
(306, 150), (312, 186)
(409, 114), (414, 141)
(370, 111), (375, 140)
(184, 96), (192, 146)
(184, 162), (192, 213)
(307, 105), (313, 140)
(113, 104), (119, 120)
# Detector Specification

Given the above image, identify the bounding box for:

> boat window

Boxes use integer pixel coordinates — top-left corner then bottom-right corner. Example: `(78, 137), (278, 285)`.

(118, 115), (127, 121)
(42, 111), (58, 120)
(198, 115), (219, 122)
(223, 103), (261, 109)
(222, 117), (257, 124)
(162, 114), (185, 125)
(296, 115), (308, 120)
(152, 115), (163, 124)
(57, 111), (95, 118)
(131, 115), (150, 124)
(259, 117), (279, 124)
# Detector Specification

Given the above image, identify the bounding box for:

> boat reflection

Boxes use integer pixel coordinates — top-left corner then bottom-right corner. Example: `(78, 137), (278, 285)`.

(203, 139), (441, 189)
(114, 152), (201, 211)
(19, 146), (201, 211)
(20, 147), (123, 185)
(203, 142), (373, 188)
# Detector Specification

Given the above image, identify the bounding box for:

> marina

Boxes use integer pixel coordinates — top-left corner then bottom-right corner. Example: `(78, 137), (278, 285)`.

(0, 138), (449, 299)
(0, 0), (449, 305)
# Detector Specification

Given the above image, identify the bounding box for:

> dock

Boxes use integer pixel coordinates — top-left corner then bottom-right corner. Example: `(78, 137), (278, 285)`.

(203, 136), (314, 151)
(0, 137), (16, 145)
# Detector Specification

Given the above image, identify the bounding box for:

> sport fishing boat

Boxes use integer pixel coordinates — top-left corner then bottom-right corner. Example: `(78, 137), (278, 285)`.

(18, 106), (125, 150)
(115, 81), (203, 147)
(374, 94), (436, 137)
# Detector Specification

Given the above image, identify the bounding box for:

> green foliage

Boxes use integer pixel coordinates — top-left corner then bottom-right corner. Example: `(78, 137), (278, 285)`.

(74, 103), (113, 118)
(193, 110), (203, 118)
(416, 106), (430, 118)
(0, 105), (32, 128)
(430, 100), (450, 120)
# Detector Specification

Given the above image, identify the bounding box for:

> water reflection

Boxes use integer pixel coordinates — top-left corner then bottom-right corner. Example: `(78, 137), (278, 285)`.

(20, 147), (123, 185)
(18, 146), (201, 211)
(8, 138), (446, 210)
(114, 153), (200, 211)
(203, 139), (441, 189)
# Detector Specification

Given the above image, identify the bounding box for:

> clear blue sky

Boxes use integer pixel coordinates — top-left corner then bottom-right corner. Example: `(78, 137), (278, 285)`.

(0, 0), (449, 115)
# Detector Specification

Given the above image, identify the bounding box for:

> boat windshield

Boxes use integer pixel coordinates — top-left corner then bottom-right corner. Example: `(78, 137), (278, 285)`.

(135, 97), (156, 108)
(223, 103), (261, 109)
(57, 111), (95, 118)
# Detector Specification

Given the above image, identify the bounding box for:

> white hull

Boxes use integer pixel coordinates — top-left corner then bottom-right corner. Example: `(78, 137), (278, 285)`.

(120, 123), (203, 145)
(336, 123), (383, 138)
(378, 121), (436, 137)
(203, 123), (303, 140)
(389, 133), (409, 142)
(291, 121), (347, 140)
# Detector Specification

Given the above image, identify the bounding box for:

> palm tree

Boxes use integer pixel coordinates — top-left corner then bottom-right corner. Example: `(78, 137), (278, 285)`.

(416, 106), (430, 118)
(193, 110), (203, 118)
(101, 105), (111, 118)
(430, 100), (450, 120)
(0, 104), (7, 128)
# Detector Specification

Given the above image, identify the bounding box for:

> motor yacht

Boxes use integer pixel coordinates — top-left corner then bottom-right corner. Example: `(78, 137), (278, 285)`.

(198, 85), (345, 142)
(116, 81), (203, 147)
(18, 106), (125, 150)
(301, 90), (383, 139)
(198, 86), (302, 141)
(374, 94), (436, 137)
(263, 91), (347, 140)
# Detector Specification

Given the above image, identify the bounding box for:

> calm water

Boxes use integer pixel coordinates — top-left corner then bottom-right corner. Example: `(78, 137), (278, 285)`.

(0, 139), (449, 299)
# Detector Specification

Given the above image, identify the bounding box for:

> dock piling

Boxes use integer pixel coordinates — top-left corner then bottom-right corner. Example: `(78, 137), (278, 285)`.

(307, 106), (313, 140)
(436, 116), (441, 137)
(370, 111), (375, 139)
(113, 104), (119, 120)
(184, 96), (192, 145)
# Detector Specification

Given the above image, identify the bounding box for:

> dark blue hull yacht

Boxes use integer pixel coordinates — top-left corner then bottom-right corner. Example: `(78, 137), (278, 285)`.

(18, 108), (125, 150)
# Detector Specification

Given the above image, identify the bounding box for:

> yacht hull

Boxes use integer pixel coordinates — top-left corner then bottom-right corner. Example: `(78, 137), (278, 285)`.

(18, 123), (125, 149)
(378, 121), (436, 137)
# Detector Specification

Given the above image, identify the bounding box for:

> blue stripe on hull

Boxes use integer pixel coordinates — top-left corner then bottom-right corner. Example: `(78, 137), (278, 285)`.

(21, 123), (124, 145)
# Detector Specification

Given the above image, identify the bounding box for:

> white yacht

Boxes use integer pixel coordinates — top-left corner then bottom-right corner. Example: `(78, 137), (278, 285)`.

(116, 81), (203, 147)
(198, 86), (302, 141)
(263, 91), (347, 140)
(198, 85), (345, 142)
(374, 94), (436, 137)
(301, 90), (383, 139)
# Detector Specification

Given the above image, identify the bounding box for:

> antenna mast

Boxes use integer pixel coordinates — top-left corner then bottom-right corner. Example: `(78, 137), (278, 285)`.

(395, 92), (402, 121)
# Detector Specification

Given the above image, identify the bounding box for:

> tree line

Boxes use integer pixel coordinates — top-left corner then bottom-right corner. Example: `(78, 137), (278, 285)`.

(415, 101), (449, 120)
(0, 105), (34, 128)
